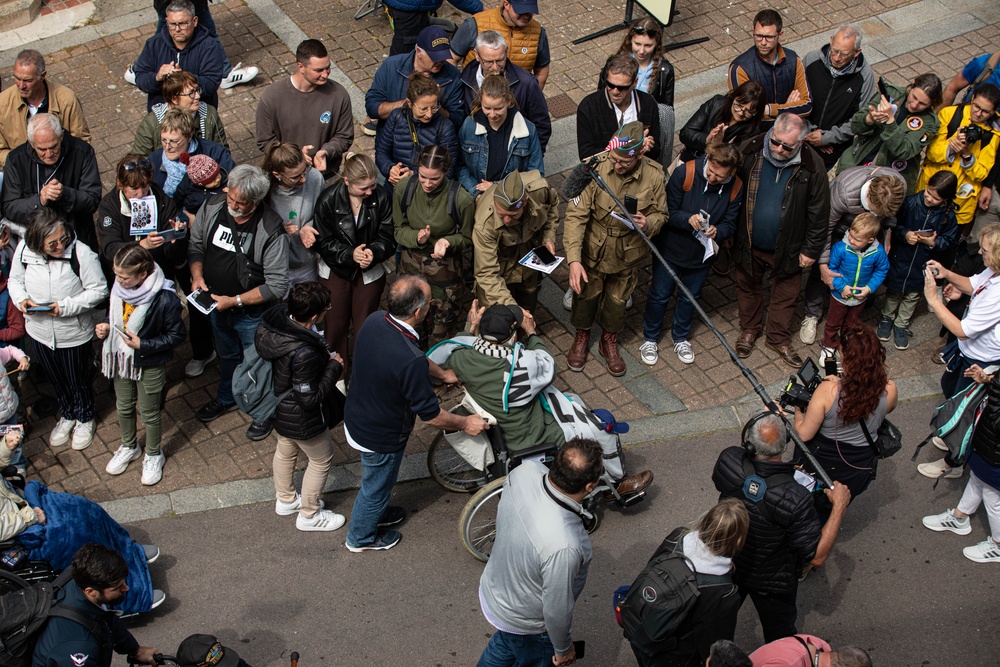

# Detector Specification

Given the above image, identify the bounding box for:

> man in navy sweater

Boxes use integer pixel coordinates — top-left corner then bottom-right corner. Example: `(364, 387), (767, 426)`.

(343, 274), (488, 551)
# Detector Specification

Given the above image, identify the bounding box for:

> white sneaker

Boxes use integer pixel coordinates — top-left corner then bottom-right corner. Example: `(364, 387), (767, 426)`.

(922, 509), (972, 535)
(49, 418), (75, 447)
(123, 64), (137, 86)
(818, 345), (837, 370)
(150, 589), (167, 609)
(71, 420), (96, 450)
(674, 340), (695, 365)
(296, 509), (346, 532)
(799, 315), (819, 345)
(141, 454), (165, 486)
(562, 287), (574, 311)
(106, 445), (142, 475)
(932, 436), (949, 452)
(917, 458), (964, 480)
(220, 62), (258, 89)
(639, 341), (658, 366)
(275, 493), (325, 516)
(963, 537), (1000, 563)
(184, 351), (217, 377)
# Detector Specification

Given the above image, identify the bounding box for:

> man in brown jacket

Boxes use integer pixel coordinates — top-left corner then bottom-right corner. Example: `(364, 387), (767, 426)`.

(0, 50), (90, 170)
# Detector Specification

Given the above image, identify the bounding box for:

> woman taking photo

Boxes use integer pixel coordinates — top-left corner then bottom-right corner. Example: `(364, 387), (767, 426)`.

(919, 223), (1000, 479)
(99, 244), (186, 486)
(8, 209), (108, 450)
(395, 144), (474, 346)
(132, 70), (229, 156)
(375, 76), (458, 197)
(313, 153), (395, 368)
(598, 18), (676, 168)
(679, 81), (766, 162)
(457, 74), (543, 198)
(793, 325), (898, 509)
(263, 142), (325, 288)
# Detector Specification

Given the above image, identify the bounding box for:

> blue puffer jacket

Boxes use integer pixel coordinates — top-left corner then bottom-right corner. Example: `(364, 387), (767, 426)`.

(885, 191), (959, 293)
(829, 237), (889, 300)
(375, 106), (458, 196)
(148, 138), (236, 215)
(385, 0), (482, 12)
(457, 111), (543, 197)
(132, 24), (226, 110)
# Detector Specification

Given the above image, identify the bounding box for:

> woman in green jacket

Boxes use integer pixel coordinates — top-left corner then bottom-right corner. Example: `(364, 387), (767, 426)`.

(132, 71), (228, 156)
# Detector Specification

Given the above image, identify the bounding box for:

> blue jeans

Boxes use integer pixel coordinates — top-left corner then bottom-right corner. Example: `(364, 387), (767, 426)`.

(642, 259), (711, 344)
(210, 308), (261, 405)
(154, 8), (232, 74)
(477, 631), (555, 667)
(346, 450), (405, 547)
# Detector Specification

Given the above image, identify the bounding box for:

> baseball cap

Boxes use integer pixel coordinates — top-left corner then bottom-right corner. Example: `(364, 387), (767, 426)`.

(493, 171), (528, 211)
(479, 304), (523, 343)
(417, 26), (453, 63)
(508, 0), (539, 14)
(177, 634), (242, 667)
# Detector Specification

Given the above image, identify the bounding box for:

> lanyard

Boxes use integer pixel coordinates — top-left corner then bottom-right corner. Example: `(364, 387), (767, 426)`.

(383, 313), (417, 341)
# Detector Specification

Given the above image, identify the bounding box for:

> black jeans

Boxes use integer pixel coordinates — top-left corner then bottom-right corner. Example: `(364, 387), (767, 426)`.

(387, 7), (429, 56)
(738, 584), (799, 643)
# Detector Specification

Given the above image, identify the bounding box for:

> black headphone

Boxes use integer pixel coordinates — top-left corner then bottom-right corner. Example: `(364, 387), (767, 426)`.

(741, 410), (790, 457)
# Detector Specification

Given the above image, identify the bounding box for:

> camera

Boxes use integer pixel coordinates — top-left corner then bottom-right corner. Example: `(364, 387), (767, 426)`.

(962, 124), (984, 145)
(923, 262), (940, 276)
(779, 358), (830, 410)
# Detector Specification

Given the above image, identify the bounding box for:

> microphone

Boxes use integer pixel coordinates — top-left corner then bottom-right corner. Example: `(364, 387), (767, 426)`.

(560, 157), (599, 200)
(290, 652), (299, 667)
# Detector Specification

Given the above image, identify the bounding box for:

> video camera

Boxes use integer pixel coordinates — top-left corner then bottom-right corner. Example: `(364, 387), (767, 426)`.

(779, 357), (836, 410)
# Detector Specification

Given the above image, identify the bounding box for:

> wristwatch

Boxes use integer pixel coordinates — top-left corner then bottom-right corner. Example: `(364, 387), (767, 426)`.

(236, 294), (243, 308)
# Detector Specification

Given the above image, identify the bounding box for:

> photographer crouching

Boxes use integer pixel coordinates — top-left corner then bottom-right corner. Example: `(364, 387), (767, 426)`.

(790, 325), (898, 516)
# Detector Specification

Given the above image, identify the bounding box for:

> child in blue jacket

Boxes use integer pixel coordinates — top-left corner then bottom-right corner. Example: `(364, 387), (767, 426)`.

(820, 213), (889, 361)
(878, 171), (959, 350)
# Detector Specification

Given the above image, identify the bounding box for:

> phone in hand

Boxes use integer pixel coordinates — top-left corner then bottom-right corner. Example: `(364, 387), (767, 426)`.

(916, 229), (935, 238)
(533, 245), (557, 264)
(624, 195), (638, 215)
(573, 641), (586, 659)
(188, 289), (218, 314)
(157, 224), (187, 242)
(26, 302), (54, 313)
(698, 209), (711, 230)
(877, 76), (892, 103)
(113, 324), (132, 340)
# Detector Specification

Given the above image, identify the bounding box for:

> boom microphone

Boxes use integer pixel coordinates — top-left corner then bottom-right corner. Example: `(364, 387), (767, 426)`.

(560, 157), (599, 200)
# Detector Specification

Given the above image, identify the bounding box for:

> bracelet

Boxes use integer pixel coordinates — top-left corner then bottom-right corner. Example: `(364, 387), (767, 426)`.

(236, 294), (243, 308)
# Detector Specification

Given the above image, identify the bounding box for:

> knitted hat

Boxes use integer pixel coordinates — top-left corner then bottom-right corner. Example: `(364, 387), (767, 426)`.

(606, 121), (645, 158)
(493, 171), (527, 211)
(184, 153), (221, 186)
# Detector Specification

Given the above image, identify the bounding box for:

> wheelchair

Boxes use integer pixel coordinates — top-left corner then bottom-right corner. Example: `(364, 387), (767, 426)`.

(426, 389), (647, 562)
(0, 466), (58, 594)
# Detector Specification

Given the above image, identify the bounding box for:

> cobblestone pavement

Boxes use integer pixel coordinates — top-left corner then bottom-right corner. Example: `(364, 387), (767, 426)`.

(1, 0), (997, 505)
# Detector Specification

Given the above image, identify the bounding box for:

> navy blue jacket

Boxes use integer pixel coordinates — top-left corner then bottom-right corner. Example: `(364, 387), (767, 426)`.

(385, 0), (481, 12)
(375, 106), (458, 196)
(885, 192), (959, 293)
(459, 61), (552, 151)
(148, 138), (235, 215)
(365, 52), (466, 134)
(132, 24), (225, 110)
(343, 311), (441, 452)
(132, 285), (186, 368)
(32, 580), (140, 667)
(657, 157), (743, 269)
(728, 45), (812, 124)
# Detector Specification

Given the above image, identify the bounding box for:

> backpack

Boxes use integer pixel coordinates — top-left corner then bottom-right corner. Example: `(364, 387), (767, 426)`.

(399, 176), (464, 236)
(232, 346), (300, 423)
(945, 104), (995, 147)
(911, 377), (993, 485)
(0, 569), (108, 667)
(681, 160), (743, 202)
(617, 531), (733, 655)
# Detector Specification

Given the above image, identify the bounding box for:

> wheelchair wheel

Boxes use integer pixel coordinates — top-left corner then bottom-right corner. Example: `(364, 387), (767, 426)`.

(428, 431), (489, 493)
(459, 476), (505, 562)
(0, 568), (31, 596)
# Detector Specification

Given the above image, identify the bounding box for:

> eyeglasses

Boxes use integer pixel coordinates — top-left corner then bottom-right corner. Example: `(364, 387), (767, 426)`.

(753, 32), (779, 42)
(971, 100), (997, 116)
(178, 86), (201, 99)
(733, 99), (756, 114)
(44, 235), (71, 250)
(829, 46), (857, 58)
(632, 26), (660, 38)
(161, 137), (187, 148)
(122, 159), (152, 172)
(769, 136), (798, 151)
(479, 57), (506, 67)
(167, 20), (192, 30)
(606, 81), (634, 92)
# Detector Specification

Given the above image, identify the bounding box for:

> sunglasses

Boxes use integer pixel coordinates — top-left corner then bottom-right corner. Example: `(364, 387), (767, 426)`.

(123, 159), (152, 172)
(769, 136), (798, 151)
(606, 81), (634, 92)
(632, 26), (660, 38)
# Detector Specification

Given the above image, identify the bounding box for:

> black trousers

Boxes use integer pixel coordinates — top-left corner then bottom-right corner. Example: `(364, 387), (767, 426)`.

(387, 7), (429, 56)
(738, 583), (799, 643)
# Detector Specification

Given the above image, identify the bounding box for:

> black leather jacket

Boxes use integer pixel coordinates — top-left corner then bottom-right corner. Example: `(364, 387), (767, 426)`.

(313, 181), (396, 282)
(598, 55), (674, 107)
(679, 94), (762, 161)
(712, 447), (822, 595)
(254, 304), (342, 440)
(111, 286), (186, 369)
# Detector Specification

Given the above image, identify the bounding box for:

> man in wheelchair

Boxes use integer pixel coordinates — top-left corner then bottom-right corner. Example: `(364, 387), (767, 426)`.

(1, 430), (164, 614)
(429, 302), (654, 498)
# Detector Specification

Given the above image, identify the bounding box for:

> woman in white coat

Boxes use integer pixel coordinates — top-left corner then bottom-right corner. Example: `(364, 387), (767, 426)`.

(8, 209), (108, 450)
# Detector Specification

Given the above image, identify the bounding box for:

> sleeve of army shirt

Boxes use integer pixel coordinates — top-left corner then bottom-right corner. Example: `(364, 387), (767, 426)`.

(562, 181), (596, 265)
(539, 185), (560, 247)
(640, 166), (668, 238)
(473, 214), (515, 306)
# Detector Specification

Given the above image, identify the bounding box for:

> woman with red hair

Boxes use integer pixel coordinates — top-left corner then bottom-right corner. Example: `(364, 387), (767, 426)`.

(792, 325), (898, 511)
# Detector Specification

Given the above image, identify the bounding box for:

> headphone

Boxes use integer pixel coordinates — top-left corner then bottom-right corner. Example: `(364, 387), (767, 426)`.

(741, 410), (790, 457)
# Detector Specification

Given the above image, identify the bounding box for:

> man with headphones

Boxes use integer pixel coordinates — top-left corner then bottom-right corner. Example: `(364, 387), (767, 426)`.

(711, 412), (851, 642)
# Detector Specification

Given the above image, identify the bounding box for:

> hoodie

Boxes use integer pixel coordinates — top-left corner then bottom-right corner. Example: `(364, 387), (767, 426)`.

(132, 23), (225, 110)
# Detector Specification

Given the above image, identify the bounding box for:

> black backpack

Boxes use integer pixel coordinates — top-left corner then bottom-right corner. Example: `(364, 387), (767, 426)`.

(618, 531), (733, 655)
(0, 569), (111, 667)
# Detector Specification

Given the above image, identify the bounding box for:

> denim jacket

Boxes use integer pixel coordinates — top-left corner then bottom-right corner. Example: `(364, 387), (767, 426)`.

(457, 111), (543, 197)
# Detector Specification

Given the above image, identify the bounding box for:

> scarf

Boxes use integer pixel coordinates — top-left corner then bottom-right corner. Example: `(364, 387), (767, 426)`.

(102, 264), (165, 381)
(162, 139), (197, 196)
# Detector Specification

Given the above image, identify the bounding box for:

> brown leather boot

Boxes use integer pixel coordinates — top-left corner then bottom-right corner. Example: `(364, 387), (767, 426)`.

(599, 331), (626, 376)
(609, 470), (654, 498)
(567, 329), (590, 371)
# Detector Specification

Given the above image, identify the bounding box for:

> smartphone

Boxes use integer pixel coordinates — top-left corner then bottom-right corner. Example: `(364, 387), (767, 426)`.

(573, 641), (586, 659)
(113, 324), (132, 340)
(624, 195), (638, 215)
(26, 302), (54, 312)
(698, 209), (711, 230)
(877, 76), (892, 102)
(916, 229), (935, 238)
(533, 245), (557, 264)
(189, 289), (218, 313)
(158, 224), (187, 242)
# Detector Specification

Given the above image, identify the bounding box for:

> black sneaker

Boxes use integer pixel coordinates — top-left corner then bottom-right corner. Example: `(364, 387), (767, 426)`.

(362, 119), (378, 136)
(876, 317), (893, 341)
(346, 529), (401, 552)
(196, 399), (237, 422)
(893, 325), (909, 350)
(377, 506), (407, 528)
(246, 419), (273, 441)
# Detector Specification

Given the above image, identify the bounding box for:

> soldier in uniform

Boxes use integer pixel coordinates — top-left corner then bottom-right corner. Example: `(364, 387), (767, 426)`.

(473, 170), (559, 310)
(564, 121), (667, 376)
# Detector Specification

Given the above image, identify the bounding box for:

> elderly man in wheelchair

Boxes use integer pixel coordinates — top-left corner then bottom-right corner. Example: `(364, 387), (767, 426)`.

(427, 301), (654, 502)
(0, 430), (164, 613)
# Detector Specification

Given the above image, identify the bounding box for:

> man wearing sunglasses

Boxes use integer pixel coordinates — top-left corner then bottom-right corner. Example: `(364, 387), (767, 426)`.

(728, 9), (812, 128)
(749, 634), (871, 667)
(730, 113), (830, 367)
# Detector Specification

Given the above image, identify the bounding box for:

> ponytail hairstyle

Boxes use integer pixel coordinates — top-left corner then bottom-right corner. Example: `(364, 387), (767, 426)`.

(341, 152), (378, 186)
(927, 171), (958, 202)
(113, 243), (156, 279)
(416, 144), (452, 175)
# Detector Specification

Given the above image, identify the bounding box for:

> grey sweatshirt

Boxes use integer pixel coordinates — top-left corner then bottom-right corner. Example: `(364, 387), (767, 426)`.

(478, 460), (592, 655)
(268, 168), (324, 270)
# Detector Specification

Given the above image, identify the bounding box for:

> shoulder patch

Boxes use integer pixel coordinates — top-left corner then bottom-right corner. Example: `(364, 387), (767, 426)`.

(921, 131), (931, 143)
(891, 159), (908, 172)
(907, 117), (923, 131)
(102, 216), (113, 228)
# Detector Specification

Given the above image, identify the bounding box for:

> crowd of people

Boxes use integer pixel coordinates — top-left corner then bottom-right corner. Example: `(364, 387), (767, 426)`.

(1, 0), (999, 665)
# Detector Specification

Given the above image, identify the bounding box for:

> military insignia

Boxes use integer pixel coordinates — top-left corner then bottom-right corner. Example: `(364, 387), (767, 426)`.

(921, 131), (931, 143)
(570, 196), (580, 206)
(907, 117), (923, 130)
(70, 654), (89, 667)
(627, 148), (636, 157)
(891, 159), (907, 171)
(102, 216), (113, 228)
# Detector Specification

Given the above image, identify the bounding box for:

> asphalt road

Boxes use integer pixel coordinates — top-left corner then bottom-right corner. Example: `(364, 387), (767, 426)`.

(120, 396), (997, 667)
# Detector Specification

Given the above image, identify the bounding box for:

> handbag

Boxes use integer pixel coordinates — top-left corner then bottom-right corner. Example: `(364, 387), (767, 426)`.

(860, 416), (903, 459)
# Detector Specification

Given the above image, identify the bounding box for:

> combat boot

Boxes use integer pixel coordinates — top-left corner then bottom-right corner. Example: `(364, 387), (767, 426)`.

(599, 331), (626, 376)
(567, 329), (590, 371)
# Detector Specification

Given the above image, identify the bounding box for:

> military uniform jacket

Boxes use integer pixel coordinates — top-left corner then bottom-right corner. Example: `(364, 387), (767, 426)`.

(473, 171), (559, 306)
(563, 156), (666, 274)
